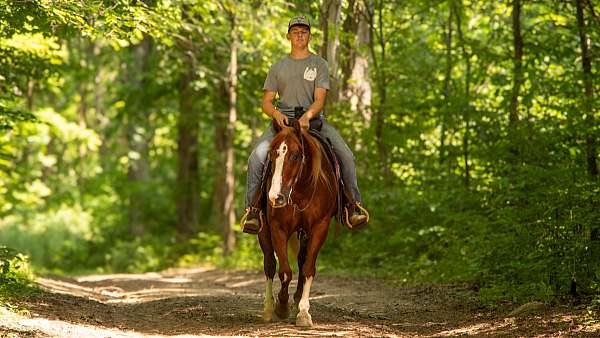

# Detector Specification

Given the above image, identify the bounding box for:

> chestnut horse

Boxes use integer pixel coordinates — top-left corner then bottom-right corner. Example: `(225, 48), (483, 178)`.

(258, 121), (337, 327)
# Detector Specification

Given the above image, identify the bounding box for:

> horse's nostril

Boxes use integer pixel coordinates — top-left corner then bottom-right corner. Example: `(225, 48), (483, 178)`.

(269, 192), (287, 208)
(275, 194), (285, 205)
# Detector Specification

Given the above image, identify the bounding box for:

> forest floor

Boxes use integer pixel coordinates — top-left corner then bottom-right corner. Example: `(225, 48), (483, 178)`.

(1, 267), (599, 337)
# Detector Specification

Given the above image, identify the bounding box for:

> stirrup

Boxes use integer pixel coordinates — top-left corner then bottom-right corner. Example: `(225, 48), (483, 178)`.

(343, 202), (369, 230)
(240, 207), (264, 234)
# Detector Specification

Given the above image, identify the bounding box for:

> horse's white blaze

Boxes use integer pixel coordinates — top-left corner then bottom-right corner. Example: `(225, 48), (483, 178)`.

(298, 276), (313, 315)
(268, 142), (288, 204)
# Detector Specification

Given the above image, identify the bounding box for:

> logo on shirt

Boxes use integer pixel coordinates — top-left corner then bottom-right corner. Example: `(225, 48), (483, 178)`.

(304, 67), (317, 81)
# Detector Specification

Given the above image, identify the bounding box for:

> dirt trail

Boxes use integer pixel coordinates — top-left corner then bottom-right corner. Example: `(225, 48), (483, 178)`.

(1, 267), (598, 337)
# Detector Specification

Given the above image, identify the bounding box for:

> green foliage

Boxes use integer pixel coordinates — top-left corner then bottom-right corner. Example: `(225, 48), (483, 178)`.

(0, 204), (94, 273)
(0, 246), (38, 306)
(103, 237), (170, 273)
(0, 0), (599, 311)
(0, 246), (22, 282)
(0, 107), (37, 131)
(176, 231), (262, 270)
(474, 165), (600, 304)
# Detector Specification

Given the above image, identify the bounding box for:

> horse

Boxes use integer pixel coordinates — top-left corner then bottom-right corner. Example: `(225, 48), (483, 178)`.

(258, 120), (338, 327)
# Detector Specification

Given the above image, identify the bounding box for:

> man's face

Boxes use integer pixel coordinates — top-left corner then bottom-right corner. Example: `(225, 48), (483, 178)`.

(287, 26), (310, 47)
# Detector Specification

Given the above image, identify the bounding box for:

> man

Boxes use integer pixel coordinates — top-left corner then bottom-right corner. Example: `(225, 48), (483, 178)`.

(241, 15), (368, 234)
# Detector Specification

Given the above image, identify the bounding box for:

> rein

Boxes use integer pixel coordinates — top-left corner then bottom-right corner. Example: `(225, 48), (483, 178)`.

(288, 133), (317, 213)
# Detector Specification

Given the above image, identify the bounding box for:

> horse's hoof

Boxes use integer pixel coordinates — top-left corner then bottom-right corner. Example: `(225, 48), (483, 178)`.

(274, 301), (290, 319)
(296, 312), (313, 327)
(264, 297), (274, 322)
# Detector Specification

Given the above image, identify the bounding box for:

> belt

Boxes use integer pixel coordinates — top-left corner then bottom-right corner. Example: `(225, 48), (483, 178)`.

(278, 106), (307, 119)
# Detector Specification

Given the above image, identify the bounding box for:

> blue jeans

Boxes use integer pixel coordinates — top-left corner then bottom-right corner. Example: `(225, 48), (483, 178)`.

(245, 119), (362, 208)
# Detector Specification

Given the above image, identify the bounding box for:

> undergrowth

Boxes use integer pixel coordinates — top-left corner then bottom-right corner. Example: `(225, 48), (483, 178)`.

(0, 246), (40, 310)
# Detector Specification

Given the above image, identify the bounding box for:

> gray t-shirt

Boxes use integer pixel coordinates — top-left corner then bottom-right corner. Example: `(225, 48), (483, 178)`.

(263, 53), (329, 117)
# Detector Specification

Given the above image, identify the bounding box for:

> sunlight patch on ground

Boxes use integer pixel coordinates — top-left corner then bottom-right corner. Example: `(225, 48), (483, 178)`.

(258, 322), (397, 337)
(37, 276), (241, 304)
(76, 270), (208, 283)
(105, 288), (236, 304)
(4, 317), (248, 338)
(227, 278), (264, 288)
(18, 318), (141, 337)
(430, 318), (515, 336)
(2, 314), (395, 338)
(307, 294), (342, 301)
(37, 277), (106, 301)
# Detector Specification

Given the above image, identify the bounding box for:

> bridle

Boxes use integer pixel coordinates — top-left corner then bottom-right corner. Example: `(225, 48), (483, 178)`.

(287, 134), (305, 202)
(274, 132), (317, 212)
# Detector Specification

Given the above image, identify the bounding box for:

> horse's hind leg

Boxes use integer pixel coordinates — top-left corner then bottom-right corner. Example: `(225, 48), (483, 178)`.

(296, 219), (329, 327)
(272, 227), (292, 319)
(259, 228), (276, 322)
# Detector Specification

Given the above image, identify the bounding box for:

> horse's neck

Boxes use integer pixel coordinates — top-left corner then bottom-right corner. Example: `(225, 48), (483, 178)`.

(305, 141), (333, 182)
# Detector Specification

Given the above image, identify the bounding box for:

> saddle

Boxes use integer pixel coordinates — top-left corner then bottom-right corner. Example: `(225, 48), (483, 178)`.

(250, 107), (354, 228)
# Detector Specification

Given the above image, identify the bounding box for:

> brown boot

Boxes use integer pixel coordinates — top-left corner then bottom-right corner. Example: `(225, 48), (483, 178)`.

(344, 202), (369, 230)
(241, 207), (262, 234)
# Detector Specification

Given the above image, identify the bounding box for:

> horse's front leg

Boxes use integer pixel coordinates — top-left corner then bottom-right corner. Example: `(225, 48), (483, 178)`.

(293, 232), (308, 317)
(258, 226), (276, 322)
(296, 218), (329, 327)
(272, 226), (292, 319)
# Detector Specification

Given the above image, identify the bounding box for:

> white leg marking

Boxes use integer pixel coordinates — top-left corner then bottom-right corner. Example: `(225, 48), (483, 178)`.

(268, 142), (287, 204)
(296, 276), (313, 327)
(264, 278), (274, 321)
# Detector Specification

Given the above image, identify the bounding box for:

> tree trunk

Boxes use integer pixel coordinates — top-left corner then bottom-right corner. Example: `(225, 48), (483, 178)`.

(505, 0), (524, 165)
(175, 6), (200, 240)
(509, 0), (523, 127)
(26, 77), (34, 111)
(223, 15), (239, 255)
(320, 0), (342, 104)
(211, 9), (239, 255)
(77, 37), (94, 203)
(575, 0), (598, 177)
(341, 0), (372, 123)
(78, 77), (88, 199)
(453, 0), (471, 187)
(126, 35), (153, 237)
(175, 67), (200, 240)
(440, 6), (453, 166)
(366, 0), (389, 177)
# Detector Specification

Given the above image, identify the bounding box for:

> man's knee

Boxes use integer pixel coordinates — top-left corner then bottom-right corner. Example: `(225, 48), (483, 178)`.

(334, 146), (355, 166)
(321, 124), (353, 160)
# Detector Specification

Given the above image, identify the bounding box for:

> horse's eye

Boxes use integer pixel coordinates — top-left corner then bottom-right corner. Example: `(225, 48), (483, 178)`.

(290, 154), (301, 161)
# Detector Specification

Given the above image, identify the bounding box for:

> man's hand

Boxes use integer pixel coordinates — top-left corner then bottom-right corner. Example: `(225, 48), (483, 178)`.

(272, 109), (289, 128)
(298, 114), (311, 129)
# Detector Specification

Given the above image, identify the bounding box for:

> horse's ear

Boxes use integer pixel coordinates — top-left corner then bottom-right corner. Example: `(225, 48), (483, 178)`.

(292, 120), (302, 135)
(272, 119), (281, 133)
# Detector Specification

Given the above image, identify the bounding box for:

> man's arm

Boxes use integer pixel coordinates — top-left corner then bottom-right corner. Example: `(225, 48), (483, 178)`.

(299, 87), (327, 129)
(262, 90), (288, 128)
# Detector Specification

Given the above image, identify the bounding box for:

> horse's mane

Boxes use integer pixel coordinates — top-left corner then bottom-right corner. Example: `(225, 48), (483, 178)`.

(300, 129), (334, 194)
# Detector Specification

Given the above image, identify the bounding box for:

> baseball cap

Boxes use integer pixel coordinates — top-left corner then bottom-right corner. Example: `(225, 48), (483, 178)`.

(288, 16), (310, 32)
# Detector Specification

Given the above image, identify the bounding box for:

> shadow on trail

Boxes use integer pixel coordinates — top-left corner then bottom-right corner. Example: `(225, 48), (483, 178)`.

(24, 268), (390, 337)
(10, 268), (597, 337)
